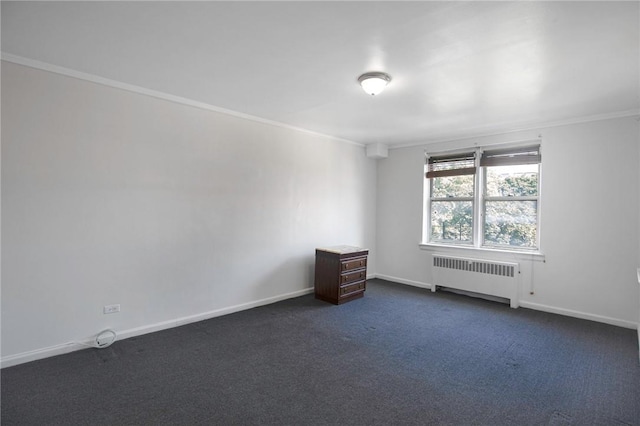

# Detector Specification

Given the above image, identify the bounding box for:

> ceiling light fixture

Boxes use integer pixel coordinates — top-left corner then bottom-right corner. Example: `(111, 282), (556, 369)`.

(358, 71), (392, 96)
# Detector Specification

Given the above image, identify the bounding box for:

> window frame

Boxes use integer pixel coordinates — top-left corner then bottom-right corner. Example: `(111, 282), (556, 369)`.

(425, 150), (477, 246)
(423, 142), (542, 253)
(480, 163), (541, 249)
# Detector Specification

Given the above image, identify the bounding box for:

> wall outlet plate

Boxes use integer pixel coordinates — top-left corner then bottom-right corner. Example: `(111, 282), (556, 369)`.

(103, 304), (120, 314)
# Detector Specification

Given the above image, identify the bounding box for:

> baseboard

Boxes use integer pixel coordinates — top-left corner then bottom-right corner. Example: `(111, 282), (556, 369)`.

(117, 287), (315, 341)
(374, 274), (638, 330)
(512, 301), (637, 329)
(1, 287), (314, 369)
(372, 273), (434, 290)
(5, 282), (635, 368)
(1, 342), (82, 369)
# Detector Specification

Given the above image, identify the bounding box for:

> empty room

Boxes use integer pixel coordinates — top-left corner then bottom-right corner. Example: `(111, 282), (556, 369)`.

(1, 1), (639, 425)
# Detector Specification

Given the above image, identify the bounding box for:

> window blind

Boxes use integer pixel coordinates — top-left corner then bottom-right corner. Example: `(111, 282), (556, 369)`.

(425, 152), (476, 179)
(480, 145), (541, 167)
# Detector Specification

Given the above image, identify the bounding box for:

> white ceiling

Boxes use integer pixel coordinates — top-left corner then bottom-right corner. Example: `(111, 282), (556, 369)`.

(2, 1), (639, 147)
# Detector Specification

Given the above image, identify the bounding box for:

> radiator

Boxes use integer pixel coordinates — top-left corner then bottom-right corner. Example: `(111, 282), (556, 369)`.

(431, 254), (519, 308)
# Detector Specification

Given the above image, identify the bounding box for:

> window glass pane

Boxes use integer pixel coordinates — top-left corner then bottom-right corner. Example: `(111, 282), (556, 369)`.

(431, 175), (474, 198)
(486, 164), (538, 197)
(430, 201), (473, 243)
(484, 201), (537, 247)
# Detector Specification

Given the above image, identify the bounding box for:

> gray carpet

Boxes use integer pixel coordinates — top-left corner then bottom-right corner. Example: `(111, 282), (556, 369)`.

(2, 279), (639, 425)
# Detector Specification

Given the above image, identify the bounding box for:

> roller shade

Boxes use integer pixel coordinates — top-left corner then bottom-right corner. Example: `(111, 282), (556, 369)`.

(480, 145), (541, 167)
(426, 152), (476, 179)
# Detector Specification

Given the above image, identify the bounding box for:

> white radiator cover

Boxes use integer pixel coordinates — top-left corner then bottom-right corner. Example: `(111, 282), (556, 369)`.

(431, 254), (520, 308)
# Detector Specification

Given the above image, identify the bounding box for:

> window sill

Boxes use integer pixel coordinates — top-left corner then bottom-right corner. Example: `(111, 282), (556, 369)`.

(419, 242), (545, 262)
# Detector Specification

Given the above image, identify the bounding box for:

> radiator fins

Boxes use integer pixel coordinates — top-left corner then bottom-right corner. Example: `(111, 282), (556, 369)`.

(433, 256), (515, 278)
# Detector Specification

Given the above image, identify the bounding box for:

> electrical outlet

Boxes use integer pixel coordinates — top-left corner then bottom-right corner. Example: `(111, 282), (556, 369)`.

(103, 304), (120, 314)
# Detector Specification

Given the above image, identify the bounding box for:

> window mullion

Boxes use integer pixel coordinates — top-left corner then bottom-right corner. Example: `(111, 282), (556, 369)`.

(423, 167), (432, 243)
(536, 163), (542, 250)
(473, 148), (483, 248)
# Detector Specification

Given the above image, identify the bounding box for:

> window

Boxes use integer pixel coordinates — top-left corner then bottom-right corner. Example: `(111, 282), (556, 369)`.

(424, 144), (541, 251)
(426, 152), (476, 244)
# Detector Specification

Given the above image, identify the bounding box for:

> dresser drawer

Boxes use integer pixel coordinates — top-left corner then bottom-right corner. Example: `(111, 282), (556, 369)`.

(341, 270), (366, 284)
(340, 280), (365, 296)
(341, 257), (367, 272)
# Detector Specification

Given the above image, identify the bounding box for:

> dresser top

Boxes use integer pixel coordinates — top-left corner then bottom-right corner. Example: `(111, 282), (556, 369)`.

(316, 245), (368, 255)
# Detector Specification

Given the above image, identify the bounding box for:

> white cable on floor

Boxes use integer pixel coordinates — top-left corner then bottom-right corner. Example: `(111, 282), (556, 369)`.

(76, 329), (117, 349)
(95, 329), (117, 348)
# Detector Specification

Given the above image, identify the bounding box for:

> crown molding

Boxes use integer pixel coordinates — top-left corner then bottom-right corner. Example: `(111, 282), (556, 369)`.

(1, 52), (364, 148)
(390, 109), (640, 150)
(3, 52), (637, 151)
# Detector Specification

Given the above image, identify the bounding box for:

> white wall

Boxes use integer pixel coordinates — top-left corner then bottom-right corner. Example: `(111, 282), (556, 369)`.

(377, 116), (640, 327)
(1, 61), (377, 365)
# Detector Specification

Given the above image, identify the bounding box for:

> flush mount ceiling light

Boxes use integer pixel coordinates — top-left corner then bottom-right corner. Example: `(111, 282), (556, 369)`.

(358, 72), (391, 96)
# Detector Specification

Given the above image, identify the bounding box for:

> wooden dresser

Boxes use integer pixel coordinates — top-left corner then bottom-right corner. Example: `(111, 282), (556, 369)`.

(314, 246), (368, 305)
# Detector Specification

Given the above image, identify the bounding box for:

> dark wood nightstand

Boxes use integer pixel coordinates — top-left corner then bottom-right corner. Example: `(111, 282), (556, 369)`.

(314, 246), (368, 305)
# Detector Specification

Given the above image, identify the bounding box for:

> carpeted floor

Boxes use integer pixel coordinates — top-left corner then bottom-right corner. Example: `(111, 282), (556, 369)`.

(2, 279), (639, 425)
